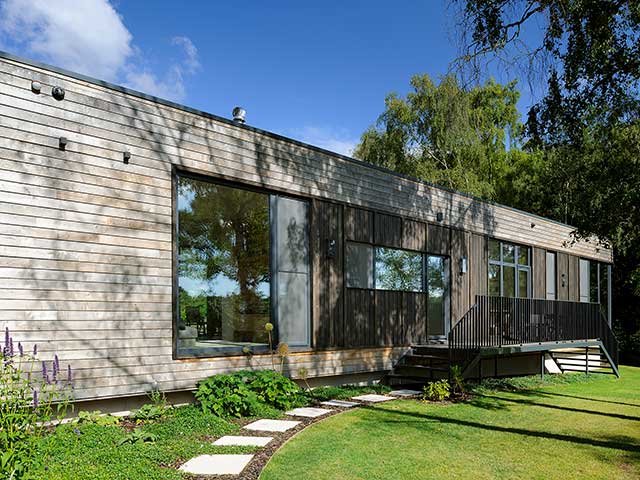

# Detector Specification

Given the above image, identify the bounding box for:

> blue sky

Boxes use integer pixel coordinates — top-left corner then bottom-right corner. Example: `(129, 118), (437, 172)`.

(0, 0), (541, 156)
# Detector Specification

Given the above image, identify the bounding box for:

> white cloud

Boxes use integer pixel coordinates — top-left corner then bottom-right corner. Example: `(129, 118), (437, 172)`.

(0, 0), (132, 81)
(172, 36), (200, 74)
(291, 126), (359, 157)
(0, 0), (201, 102)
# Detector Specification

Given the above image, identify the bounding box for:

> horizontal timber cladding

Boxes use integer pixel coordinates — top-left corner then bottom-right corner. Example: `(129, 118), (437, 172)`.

(0, 56), (611, 263)
(0, 54), (612, 401)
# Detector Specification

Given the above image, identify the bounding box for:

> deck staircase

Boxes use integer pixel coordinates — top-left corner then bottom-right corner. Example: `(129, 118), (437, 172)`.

(385, 295), (620, 385)
(548, 346), (618, 375)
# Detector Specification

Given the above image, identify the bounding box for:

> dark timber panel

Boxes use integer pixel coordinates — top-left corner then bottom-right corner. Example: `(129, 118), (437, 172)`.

(402, 219), (427, 251)
(532, 247), (546, 299)
(311, 200), (344, 348)
(344, 207), (373, 243)
(403, 292), (426, 345)
(568, 254), (580, 302)
(375, 290), (403, 346)
(451, 229), (471, 324)
(427, 223), (450, 255)
(469, 233), (488, 301)
(375, 213), (402, 248)
(557, 252), (570, 301)
(344, 289), (375, 346)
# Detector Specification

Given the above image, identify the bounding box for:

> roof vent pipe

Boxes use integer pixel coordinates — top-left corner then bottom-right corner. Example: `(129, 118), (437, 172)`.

(232, 107), (246, 124)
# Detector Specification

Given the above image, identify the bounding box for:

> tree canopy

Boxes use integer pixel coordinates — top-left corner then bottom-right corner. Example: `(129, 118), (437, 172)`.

(354, 74), (526, 200)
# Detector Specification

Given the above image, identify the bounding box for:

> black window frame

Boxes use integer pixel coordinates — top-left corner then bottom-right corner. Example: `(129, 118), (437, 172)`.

(172, 168), (311, 359)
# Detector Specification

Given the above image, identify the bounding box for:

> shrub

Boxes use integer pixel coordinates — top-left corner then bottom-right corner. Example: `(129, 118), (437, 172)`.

(450, 365), (466, 395)
(131, 389), (168, 423)
(75, 410), (120, 426)
(423, 380), (451, 401)
(0, 327), (73, 479)
(118, 429), (158, 445)
(194, 374), (261, 417)
(242, 370), (301, 410)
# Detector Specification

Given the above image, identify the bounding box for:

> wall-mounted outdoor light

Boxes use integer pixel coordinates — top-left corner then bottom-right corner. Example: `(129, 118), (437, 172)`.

(58, 137), (68, 151)
(123, 151), (131, 164)
(460, 256), (467, 275)
(327, 239), (337, 258)
(52, 86), (65, 101)
(436, 212), (444, 222)
(561, 273), (566, 287)
(530, 222), (536, 228)
(31, 81), (42, 94)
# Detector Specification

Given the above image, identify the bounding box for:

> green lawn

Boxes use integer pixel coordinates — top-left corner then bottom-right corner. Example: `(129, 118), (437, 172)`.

(261, 366), (640, 480)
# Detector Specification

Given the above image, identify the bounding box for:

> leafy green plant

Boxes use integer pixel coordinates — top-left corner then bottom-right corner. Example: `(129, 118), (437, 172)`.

(131, 389), (168, 423)
(194, 374), (261, 417)
(131, 404), (166, 423)
(75, 410), (120, 426)
(450, 365), (465, 395)
(0, 327), (73, 479)
(423, 380), (451, 401)
(118, 429), (158, 445)
(243, 369), (301, 410)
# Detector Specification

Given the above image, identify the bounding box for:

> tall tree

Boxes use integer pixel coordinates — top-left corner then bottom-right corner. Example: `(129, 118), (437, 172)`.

(456, 0), (640, 361)
(355, 74), (525, 200)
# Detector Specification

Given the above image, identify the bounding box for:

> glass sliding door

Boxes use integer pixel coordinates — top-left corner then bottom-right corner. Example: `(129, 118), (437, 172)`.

(426, 255), (450, 339)
(272, 196), (310, 347)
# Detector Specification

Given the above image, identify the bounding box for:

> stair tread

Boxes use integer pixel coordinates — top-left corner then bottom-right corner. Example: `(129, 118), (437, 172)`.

(395, 365), (450, 372)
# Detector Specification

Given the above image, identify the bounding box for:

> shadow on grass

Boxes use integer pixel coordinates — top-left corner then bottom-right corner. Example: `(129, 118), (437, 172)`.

(361, 404), (640, 456)
(531, 391), (640, 408)
(467, 393), (640, 422)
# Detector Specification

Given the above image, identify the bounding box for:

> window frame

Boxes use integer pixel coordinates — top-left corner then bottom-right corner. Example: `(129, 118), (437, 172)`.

(173, 168), (312, 359)
(488, 239), (531, 298)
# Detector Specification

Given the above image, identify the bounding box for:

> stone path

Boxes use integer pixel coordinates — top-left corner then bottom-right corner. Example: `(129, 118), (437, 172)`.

(243, 419), (301, 432)
(213, 435), (273, 446)
(351, 393), (394, 403)
(179, 454), (253, 475)
(178, 391), (411, 477)
(285, 407), (333, 418)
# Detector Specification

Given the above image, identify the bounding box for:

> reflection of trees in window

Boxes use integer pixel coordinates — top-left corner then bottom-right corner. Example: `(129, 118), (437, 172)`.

(178, 177), (270, 345)
(375, 248), (423, 292)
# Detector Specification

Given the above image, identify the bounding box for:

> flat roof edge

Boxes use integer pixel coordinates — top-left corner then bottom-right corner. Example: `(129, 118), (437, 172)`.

(0, 50), (606, 245)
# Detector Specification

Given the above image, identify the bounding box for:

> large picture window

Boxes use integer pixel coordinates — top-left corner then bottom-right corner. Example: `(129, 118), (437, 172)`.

(488, 239), (530, 298)
(375, 247), (423, 292)
(176, 174), (309, 356)
(579, 259), (612, 324)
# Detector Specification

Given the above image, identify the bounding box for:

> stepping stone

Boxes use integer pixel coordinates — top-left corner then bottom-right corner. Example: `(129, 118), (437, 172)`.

(351, 394), (393, 403)
(213, 435), (273, 447)
(321, 399), (360, 408)
(389, 389), (422, 397)
(179, 454), (253, 475)
(243, 419), (300, 432)
(285, 407), (332, 418)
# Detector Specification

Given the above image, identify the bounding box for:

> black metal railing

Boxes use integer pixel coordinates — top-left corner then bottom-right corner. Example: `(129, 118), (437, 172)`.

(449, 295), (619, 370)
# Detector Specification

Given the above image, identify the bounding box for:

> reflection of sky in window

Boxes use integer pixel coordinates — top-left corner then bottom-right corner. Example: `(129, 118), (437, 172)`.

(178, 188), (195, 213)
(180, 275), (269, 298)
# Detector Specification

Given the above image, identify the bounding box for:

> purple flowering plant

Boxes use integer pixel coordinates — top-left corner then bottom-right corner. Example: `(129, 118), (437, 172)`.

(1, 327), (74, 479)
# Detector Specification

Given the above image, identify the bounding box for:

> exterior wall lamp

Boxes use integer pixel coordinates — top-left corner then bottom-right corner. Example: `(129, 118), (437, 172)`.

(460, 256), (467, 275)
(436, 212), (444, 222)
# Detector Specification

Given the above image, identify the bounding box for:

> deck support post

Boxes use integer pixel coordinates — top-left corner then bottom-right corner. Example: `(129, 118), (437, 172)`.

(585, 347), (589, 375)
(540, 352), (545, 380)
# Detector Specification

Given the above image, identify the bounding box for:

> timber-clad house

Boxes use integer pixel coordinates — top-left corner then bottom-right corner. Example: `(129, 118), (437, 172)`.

(0, 52), (618, 406)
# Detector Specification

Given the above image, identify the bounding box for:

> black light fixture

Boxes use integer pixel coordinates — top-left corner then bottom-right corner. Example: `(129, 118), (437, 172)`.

(123, 151), (131, 164)
(530, 222), (536, 228)
(52, 86), (65, 101)
(326, 239), (337, 258)
(436, 212), (444, 222)
(58, 137), (68, 151)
